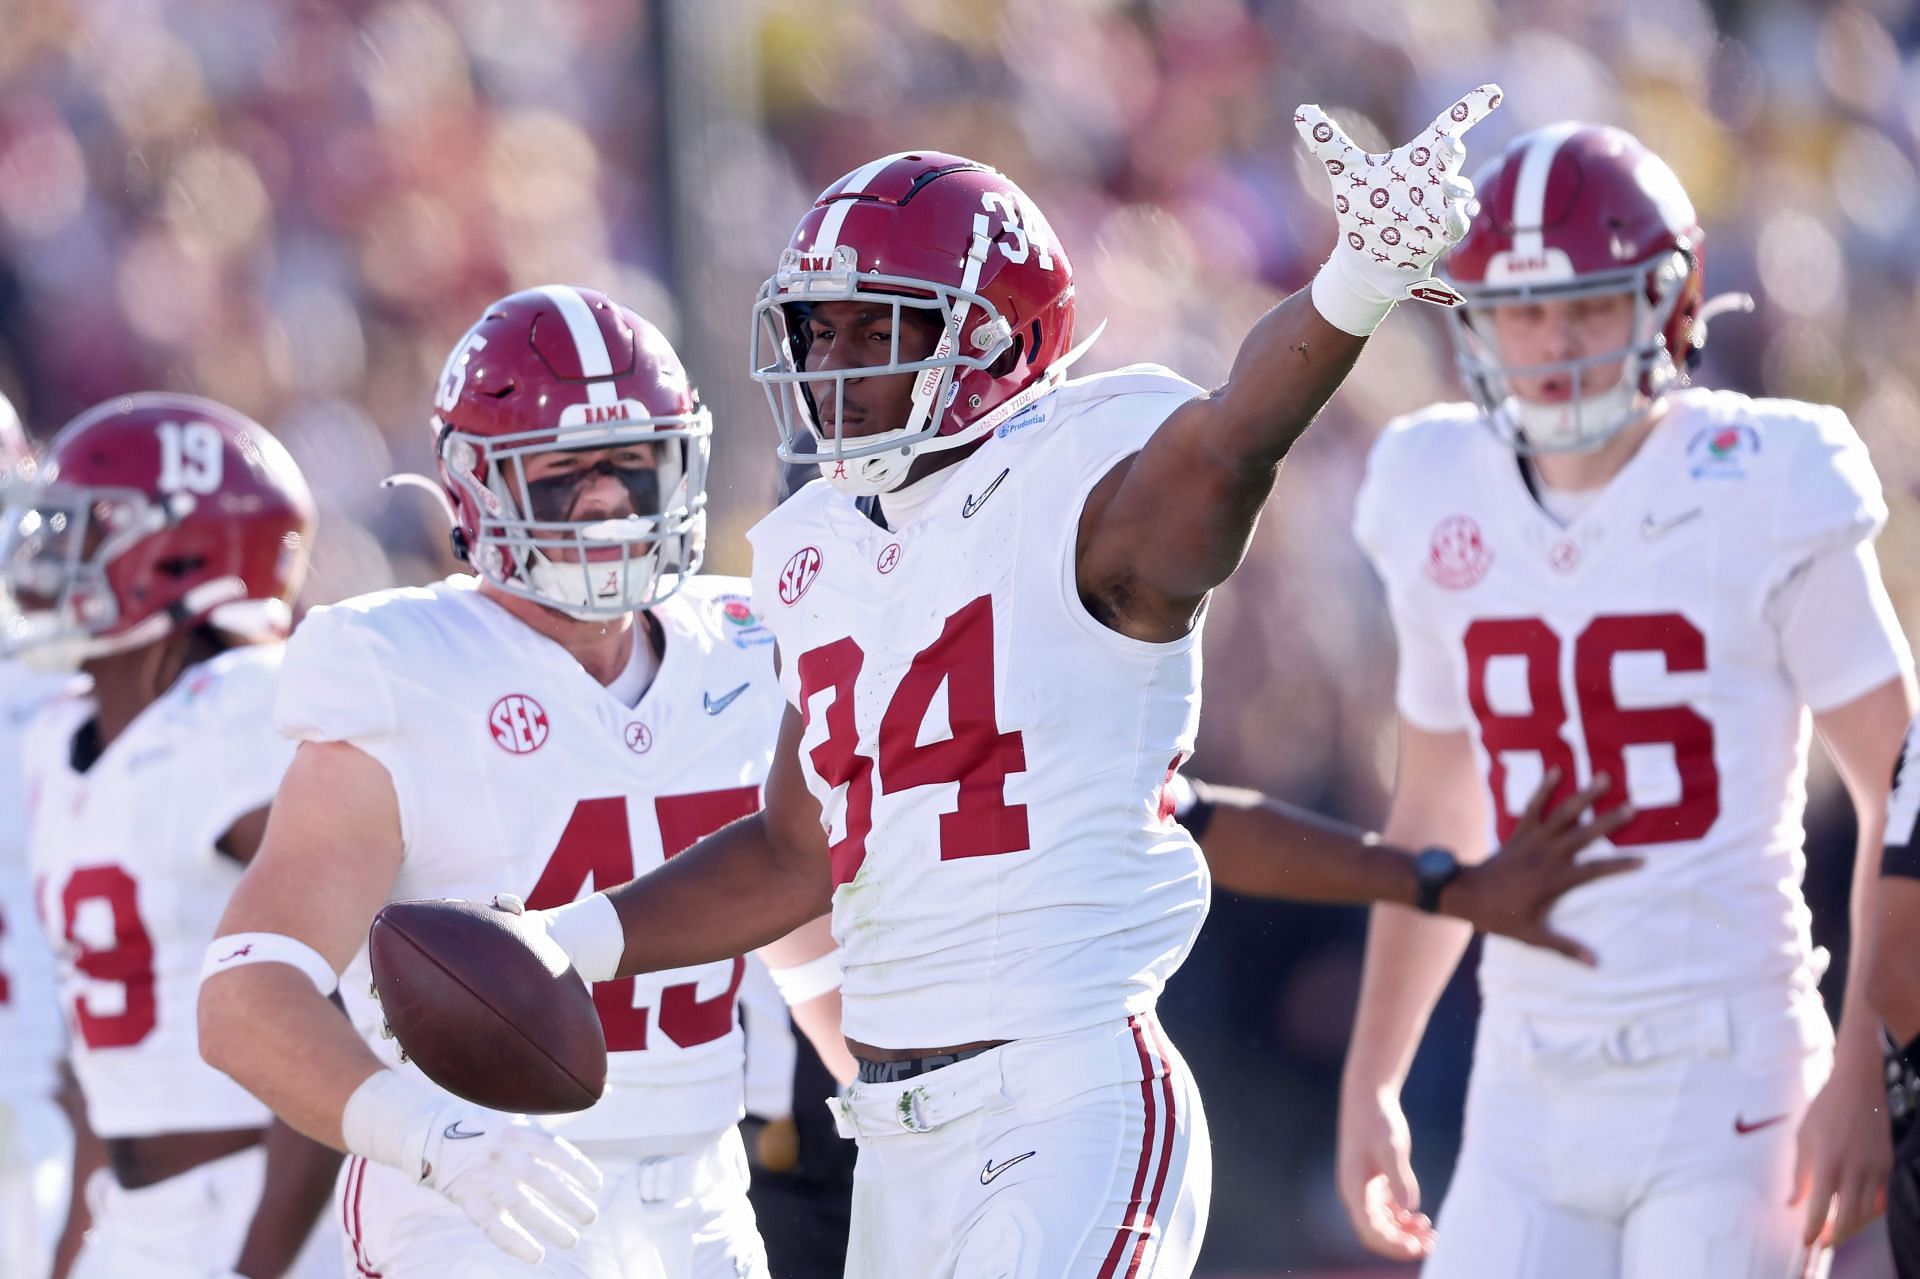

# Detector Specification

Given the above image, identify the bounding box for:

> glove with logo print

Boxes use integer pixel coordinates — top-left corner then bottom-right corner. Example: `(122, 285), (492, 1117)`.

(422, 1108), (603, 1263)
(342, 1069), (604, 1264)
(1295, 82), (1503, 335)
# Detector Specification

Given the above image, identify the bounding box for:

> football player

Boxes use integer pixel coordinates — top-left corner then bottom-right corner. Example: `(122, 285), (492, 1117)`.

(0, 394), (341, 1279)
(199, 285), (855, 1278)
(475, 88), (1679, 1278)
(0, 391), (77, 1279)
(1873, 715), (1920, 1277)
(1335, 123), (1916, 1279)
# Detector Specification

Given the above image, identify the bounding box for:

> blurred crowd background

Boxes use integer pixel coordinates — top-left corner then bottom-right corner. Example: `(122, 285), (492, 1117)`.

(3, 0), (1916, 1273)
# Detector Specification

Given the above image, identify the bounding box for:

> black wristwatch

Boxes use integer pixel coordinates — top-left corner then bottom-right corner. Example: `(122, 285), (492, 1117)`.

(1412, 846), (1462, 914)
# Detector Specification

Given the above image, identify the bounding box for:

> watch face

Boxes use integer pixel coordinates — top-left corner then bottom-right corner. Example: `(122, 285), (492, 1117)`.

(1414, 847), (1459, 913)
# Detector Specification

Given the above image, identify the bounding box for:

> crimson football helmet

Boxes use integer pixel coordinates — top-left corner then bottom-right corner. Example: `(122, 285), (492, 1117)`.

(0, 393), (315, 672)
(1443, 123), (1743, 452)
(751, 152), (1087, 495)
(427, 285), (711, 620)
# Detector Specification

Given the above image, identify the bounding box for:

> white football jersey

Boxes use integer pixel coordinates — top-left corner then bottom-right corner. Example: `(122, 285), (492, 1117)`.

(0, 661), (70, 1097)
(26, 647), (289, 1138)
(1354, 388), (1912, 1015)
(274, 575), (783, 1143)
(746, 365), (1211, 1050)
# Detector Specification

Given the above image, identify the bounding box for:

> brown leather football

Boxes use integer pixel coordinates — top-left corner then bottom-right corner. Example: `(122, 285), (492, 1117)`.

(367, 898), (606, 1114)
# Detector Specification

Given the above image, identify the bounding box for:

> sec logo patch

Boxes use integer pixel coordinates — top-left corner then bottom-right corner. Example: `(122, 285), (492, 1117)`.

(1427, 515), (1492, 590)
(779, 546), (822, 605)
(489, 694), (550, 754)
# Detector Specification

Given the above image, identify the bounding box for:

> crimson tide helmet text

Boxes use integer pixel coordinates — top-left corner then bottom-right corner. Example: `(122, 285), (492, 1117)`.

(0, 393), (314, 672)
(1443, 123), (1736, 452)
(430, 285), (712, 620)
(751, 151), (1085, 495)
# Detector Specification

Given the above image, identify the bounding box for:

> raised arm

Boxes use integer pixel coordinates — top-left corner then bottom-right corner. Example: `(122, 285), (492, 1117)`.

(1076, 86), (1501, 641)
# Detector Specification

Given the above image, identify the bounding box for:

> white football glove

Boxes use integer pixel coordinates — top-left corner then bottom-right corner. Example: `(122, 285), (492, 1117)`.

(341, 1070), (603, 1266)
(1295, 82), (1504, 335)
(419, 1108), (603, 1265)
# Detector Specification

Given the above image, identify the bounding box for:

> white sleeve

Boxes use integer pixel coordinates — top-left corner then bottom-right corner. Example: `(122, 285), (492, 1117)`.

(1762, 406), (1886, 598)
(274, 606), (401, 743)
(1769, 538), (1913, 713)
(1389, 593), (1469, 733)
(1353, 420), (1468, 733)
(272, 605), (417, 845)
(203, 666), (299, 843)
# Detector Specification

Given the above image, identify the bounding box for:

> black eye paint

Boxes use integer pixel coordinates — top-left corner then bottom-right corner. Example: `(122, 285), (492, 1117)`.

(526, 460), (662, 523)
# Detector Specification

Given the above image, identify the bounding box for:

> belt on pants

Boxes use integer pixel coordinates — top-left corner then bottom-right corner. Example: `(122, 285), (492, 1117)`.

(855, 1042), (1004, 1085)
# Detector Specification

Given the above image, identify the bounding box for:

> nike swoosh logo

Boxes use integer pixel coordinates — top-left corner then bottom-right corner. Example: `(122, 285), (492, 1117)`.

(1733, 1113), (1789, 1135)
(703, 683), (751, 716)
(962, 468), (1011, 519)
(443, 1121), (486, 1141)
(1641, 508), (1704, 540)
(979, 1151), (1036, 1184)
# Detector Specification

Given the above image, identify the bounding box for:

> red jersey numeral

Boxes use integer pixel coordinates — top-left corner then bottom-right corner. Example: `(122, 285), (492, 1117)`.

(1463, 612), (1719, 847)
(796, 638), (876, 888)
(59, 865), (157, 1049)
(799, 595), (1030, 886)
(526, 788), (758, 1053)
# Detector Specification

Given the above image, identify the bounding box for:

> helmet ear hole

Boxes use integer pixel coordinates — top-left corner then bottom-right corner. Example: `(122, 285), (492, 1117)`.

(449, 527), (472, 564)
(987, 335), (1024, 380)
(1025, 321), (1043, 366)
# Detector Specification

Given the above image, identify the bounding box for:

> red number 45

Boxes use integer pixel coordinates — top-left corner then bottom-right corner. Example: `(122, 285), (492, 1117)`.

(527, 787), (759, 1053)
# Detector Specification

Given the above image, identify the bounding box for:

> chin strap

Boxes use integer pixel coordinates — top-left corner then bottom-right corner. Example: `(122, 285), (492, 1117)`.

(967, 319), (1108, 440)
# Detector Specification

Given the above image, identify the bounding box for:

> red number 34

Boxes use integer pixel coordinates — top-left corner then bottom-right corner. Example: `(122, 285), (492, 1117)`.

(1465, 612), (1719, 847)
(797, 595), (1030, 887)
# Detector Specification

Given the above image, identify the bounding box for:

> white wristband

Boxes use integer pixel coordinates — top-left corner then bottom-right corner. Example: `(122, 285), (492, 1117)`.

(341, 1069), (445, 1181)
(1310, 252), (1396, 337)
(200, 932), (339, 997)
(767, 949), (843, 1006)
(545, 894), (626, 985)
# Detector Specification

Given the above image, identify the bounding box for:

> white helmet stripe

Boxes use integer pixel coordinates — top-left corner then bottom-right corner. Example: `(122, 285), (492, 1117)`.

(808, 151), (914, 257)
(536, 284), (618, 406)
(1508, 121), (1583, 260)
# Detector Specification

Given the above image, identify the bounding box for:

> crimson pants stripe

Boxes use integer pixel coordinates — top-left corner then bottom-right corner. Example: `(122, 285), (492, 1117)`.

(1126, 1016), (1181, 1278)
(1097, 1015), (1173, 1279)
(345, 1156), (381, 1278)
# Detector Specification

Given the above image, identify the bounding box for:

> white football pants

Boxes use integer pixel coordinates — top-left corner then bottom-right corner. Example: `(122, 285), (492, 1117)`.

(1424, 982), (1835, 1279)
(339, 1127), (762, 1279)
(70, 1144), (339, 1279)
(832, 1013), (1211, 1279)
(0, 1090), (71, 1279)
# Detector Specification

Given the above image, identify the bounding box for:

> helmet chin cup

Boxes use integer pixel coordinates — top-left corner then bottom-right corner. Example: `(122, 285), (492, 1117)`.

(813, 425), (922, 496)
(1498, 378), (1648, 453)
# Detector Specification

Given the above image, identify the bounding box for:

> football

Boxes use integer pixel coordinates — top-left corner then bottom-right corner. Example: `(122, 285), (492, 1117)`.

(367, 898), (606, 1114)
